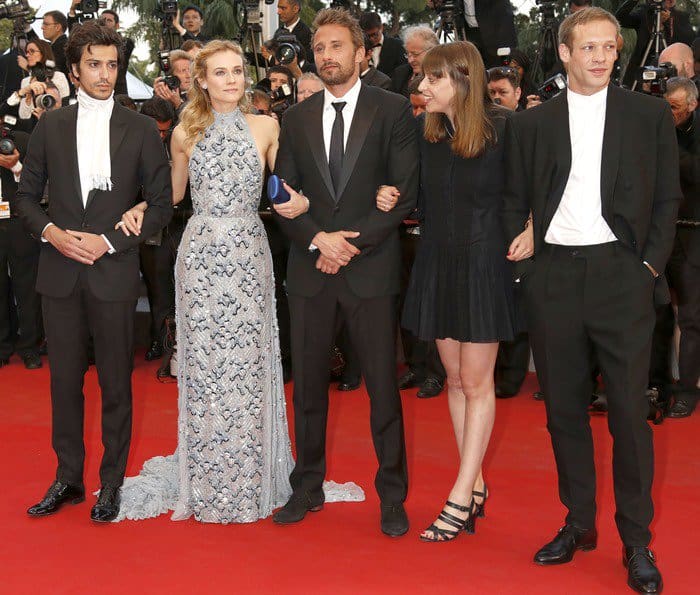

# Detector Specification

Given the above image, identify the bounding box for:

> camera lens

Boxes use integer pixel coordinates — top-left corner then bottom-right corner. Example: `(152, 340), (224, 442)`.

(0, 137), (15, 155)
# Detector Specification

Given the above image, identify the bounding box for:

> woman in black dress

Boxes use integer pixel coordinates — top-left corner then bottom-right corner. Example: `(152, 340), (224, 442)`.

(378, 41), (531, 542)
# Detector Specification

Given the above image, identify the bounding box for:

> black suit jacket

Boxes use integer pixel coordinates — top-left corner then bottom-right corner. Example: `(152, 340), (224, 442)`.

(377, 35), (407, 77)
(391, 63), (413, 98)
(361, 67), (392, 90)
(12, 103), (173, 301)
(502, 84), (682, 304)
(51, 34), (70, 80)
(473, 0), (517, 57)
(279, 19), (314, 66)
(273, 83), (418, 298)
(675, 110), (700, 265)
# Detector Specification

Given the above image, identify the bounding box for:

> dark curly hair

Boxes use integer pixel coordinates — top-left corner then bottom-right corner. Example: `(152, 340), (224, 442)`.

(65, 21), (124, 73)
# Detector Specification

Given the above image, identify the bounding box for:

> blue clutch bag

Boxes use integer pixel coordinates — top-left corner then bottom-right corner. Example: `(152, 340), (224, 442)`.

(267, 175), (291, 204)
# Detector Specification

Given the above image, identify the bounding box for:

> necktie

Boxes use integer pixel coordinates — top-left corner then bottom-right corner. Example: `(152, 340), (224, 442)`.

(329, 101), (346, 195)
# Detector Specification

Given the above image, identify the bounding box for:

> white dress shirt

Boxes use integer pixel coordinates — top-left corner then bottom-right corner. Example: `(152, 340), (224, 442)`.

(285, 18), (300, 34)
(371, 33), (384, 69)
(322, 77), (362, 160)
(545, 87), (617, 246)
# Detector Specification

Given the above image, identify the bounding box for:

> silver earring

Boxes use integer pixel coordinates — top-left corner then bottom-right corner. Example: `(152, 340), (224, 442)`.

(201, 84), (207, 90)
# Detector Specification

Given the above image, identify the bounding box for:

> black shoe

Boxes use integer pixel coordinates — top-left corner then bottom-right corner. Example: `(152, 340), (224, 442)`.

(380, 502), (409, 537)
(145, 341), (163, 361)
(27, 480), (85, 516)
(90, 485), (121, 522)
(623, 547), (663, 593)
(668, 397), (696, 418)
(38, 339), (48, 356)
(0, 357), (9, 368)
(417, 377), (443, 398)
(590, 390), (608, 413)
(472, 483), (488, 518)
(22, 353), (42, 370)
(282, 360), (292, 384)
(419, 499), (474, 542)
(273, 491), (324, 524)
(495, 383), (520, 398)
(337, 376), (361, 391)
(534, 525), (597, 565)
(398, 370), (421, 390)
(533, 391), (545, 401)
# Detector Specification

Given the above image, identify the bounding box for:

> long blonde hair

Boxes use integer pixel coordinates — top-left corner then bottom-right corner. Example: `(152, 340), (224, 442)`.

(422, 41), (495, 159)
(180, 40), (250, 152)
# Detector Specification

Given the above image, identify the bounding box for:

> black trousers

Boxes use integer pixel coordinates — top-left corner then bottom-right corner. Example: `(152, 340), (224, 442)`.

(139, 220), (185, 344)
(42, 271), (136, 487)
(667, 245), (700, 392)
(525, 242), (655, 547)
(288, 274), (408, 504)
(495, 331), (530, 392)
(0, 218), (40, 358)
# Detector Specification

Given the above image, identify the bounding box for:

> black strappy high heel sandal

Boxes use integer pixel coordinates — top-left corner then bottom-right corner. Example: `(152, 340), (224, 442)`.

(472, 484), (489, 519)
(420, 500), (475, 542)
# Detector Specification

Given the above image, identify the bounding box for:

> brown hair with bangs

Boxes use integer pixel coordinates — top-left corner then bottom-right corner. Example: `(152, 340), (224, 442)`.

(422, 41), (495, 159)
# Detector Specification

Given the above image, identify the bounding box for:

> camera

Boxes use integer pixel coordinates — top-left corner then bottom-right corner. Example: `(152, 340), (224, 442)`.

(158, 51), (181, 90)
(0, 0), (30, 20)
(74, 0), (106, 20)
(640, 62), (677, 96)
(270, 83), (293, 102)
(537, 73), (567, 101)
(0, 115), (17, 155)
(34, 93), (56, 110)
(273, 31), (302, 65)
(29, 60), (56, 83)
(159, 0), (178, 17)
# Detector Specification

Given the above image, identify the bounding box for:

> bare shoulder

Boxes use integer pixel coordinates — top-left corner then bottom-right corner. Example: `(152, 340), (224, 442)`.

(245, 112), (279, 139)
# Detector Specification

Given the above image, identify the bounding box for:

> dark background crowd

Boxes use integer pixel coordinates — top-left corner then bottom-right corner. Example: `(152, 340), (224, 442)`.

(0, 0), (698, 418)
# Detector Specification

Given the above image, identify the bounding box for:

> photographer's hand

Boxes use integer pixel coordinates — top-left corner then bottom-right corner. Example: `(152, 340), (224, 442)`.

(154, 79), (183, 109)
(43, 226), (99, 265)
(526, 94), (542, 109)
(272, 182), (310, 219)
(173, 8), (186, 36)
(16, 55), (28, 72)
(0, 149), (20, 171)
(376, 185), (400, 212)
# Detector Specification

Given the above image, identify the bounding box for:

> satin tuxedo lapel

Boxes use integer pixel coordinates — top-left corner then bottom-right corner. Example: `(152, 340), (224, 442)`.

(59, 105), (83, 210)
(335, 87), (377, 200)
(84, 104), (128, 212)
(600, 85), (622, 222)
(542, 93), (572, 233)
(305, 93), (336, 201)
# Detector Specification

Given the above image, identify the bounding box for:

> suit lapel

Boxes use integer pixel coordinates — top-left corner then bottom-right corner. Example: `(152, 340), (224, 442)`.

(84, 104), (127, 211)
(600, 85), (621, 222)
(59, 105), (83, 210)
(304, 93), (336, 200)
(335, 85), (377, 200)
(542, 92), (572, 232)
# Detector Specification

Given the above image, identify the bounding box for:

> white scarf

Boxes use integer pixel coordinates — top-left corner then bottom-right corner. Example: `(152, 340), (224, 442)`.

(76, 88), (114, 199)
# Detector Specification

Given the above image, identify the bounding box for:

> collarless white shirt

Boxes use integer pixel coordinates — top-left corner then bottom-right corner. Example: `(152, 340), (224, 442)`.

(322, 77), (362, 161)
(545, 86), (617, 246)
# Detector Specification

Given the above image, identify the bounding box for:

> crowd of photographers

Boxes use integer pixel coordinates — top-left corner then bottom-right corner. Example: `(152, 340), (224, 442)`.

(0, 0), (698, 418)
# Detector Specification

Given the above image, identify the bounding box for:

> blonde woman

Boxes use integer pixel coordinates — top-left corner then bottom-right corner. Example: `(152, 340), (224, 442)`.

(115, 40), (308, 523)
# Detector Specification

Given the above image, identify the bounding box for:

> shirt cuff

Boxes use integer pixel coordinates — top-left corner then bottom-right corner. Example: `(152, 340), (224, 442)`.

(11, 161), (22, 182)
(6, 92), (20, 107)
(40, 222), (54, 242)
(101, 234), (116, 254)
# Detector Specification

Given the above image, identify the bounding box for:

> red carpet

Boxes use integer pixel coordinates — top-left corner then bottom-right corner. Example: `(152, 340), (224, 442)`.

(2, 354), (698, 594)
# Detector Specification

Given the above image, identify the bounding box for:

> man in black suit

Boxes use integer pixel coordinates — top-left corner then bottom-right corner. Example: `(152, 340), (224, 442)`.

(277, 0), (314, 67)
(271, 8), (418, 537)
(503, 8), (680, 593)
(359, 33), (392, 90)
(616, 0), (695, 88)
(13, 22), (172, 523)
(359, 12), (407, 78)
(663, 77), (700, 417)
(41, 11), (70, 82)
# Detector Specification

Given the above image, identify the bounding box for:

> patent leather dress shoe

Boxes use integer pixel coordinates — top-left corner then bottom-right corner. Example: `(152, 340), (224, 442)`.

(337, 376), (361, 391)
(624, 547), (663, 593)
(534, 525), (597, 565)
(417, 377), (443, 399)
(27, 480), (85, 516)
(380, 502), (409, 537)
(668, 398), (696, 418)
(398, 370), (421, 390)
(22, 353), (42, 370)
(90, 485), (121, 522)
(273, 492), (324, 524)
(145, 341), (163, 362)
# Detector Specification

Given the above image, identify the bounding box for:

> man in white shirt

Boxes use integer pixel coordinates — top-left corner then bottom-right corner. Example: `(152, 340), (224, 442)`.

(503, 8), (681, 594)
